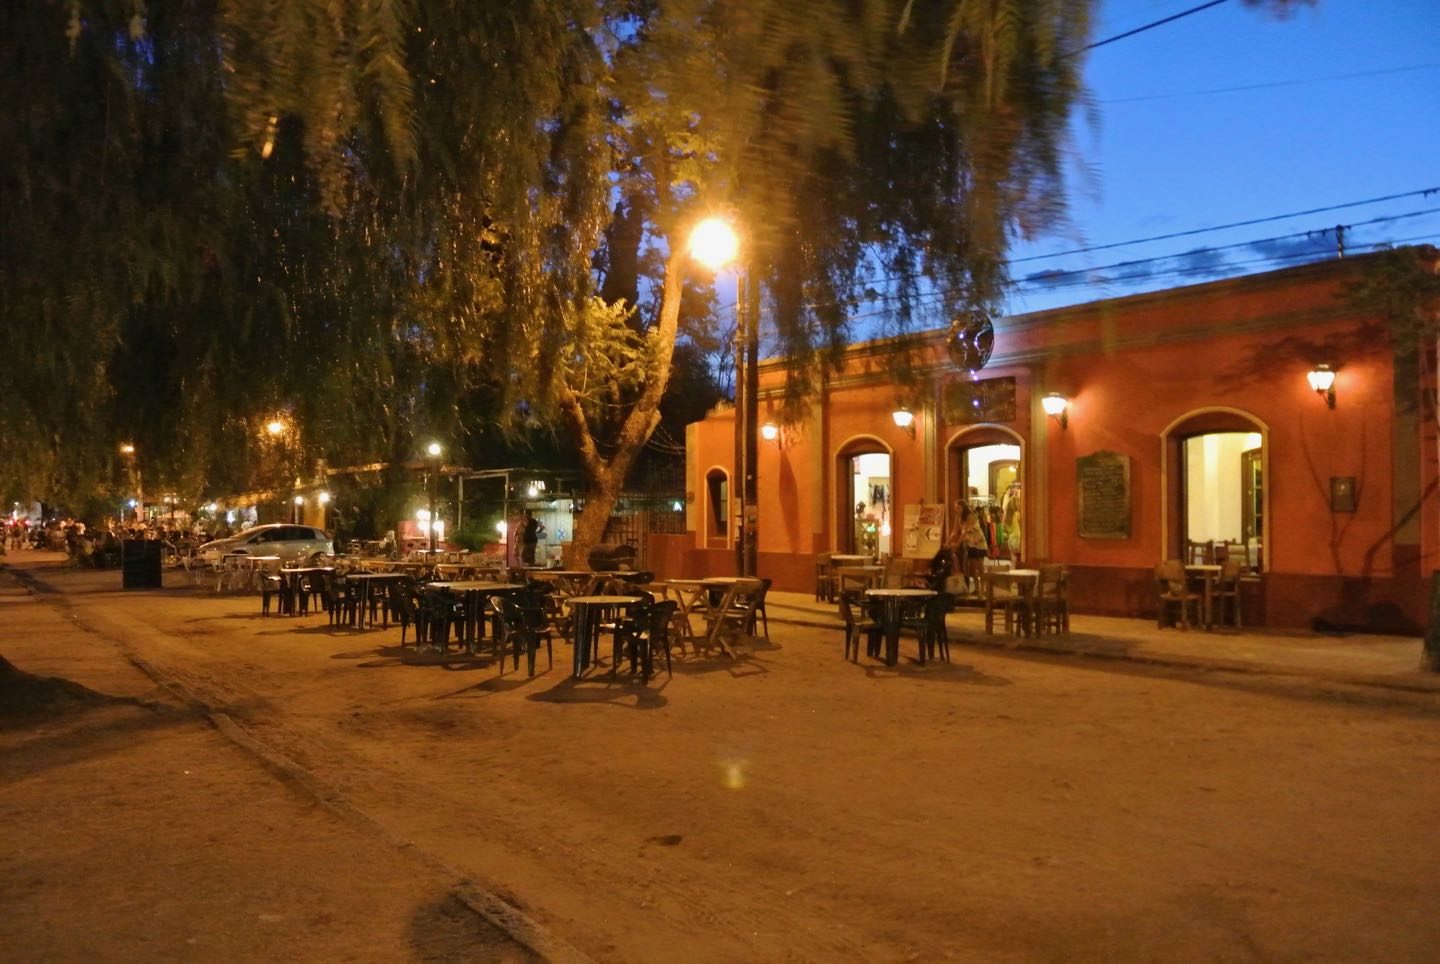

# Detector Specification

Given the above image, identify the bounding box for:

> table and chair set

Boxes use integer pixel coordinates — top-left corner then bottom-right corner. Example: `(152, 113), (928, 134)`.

(1155, 557), (1249, 630)
(221, 552), (756, 682)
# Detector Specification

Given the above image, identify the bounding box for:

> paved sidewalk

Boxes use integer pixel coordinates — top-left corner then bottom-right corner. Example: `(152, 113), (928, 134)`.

(764, 588), (1440, 695)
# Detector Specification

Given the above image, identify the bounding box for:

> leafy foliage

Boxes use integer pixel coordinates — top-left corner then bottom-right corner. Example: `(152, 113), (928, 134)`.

(2, 0), (1100, 544)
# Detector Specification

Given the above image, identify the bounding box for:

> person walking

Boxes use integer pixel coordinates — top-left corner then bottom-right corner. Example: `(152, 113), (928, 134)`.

(520, 510), (545, 566)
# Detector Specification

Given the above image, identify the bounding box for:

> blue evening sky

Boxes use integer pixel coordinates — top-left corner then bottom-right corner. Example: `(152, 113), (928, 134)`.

(1002, 0), (1440, 317)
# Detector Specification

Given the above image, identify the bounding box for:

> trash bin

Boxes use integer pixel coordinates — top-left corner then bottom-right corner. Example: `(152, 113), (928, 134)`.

(121, 540), (163, 589)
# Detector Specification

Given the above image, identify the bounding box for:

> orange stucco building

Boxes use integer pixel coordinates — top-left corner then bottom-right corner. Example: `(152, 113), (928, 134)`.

(660, 248), (1439, 633)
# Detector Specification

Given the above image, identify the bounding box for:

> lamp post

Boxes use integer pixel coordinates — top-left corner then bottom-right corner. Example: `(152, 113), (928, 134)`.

(689, 216), (758, 577)
(118, 443), (141, 523)
(425, 441), (443, 553)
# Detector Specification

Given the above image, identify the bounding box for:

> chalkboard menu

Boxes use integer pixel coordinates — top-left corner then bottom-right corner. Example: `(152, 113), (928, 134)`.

(1076, 451), (1130, 539)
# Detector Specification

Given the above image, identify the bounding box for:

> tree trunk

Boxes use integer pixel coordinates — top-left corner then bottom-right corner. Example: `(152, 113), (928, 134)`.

(561, 249), (686, 568)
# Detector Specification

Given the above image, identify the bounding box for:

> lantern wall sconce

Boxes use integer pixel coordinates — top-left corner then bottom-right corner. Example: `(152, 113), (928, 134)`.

(1041, 392), (1069, 430)
(891, 407), (916, 438)
(760, 422), (780, 442)
(1307, 364), (1336, 409)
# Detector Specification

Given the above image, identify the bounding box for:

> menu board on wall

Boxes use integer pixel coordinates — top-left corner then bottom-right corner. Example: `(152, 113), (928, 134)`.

(1076, 451), (1131, 539)
(902, 503), (946, 559)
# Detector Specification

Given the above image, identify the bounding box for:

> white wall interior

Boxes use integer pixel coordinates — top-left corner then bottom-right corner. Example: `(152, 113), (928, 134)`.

(1185, 433), (1252, 543)
(965, 444), (1021, 500)
(851, 451), (893, 556)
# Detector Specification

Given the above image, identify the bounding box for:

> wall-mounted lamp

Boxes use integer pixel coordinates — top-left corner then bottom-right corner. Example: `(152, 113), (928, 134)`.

(1307, 364), (1336, 409)
(760, 422), (779, 442)
(1041, 392), (1069, 430)
(891, 407), (916, 438)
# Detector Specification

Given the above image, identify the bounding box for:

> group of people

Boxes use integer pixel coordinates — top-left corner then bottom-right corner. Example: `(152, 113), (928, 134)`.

(932, 489), (1023, 595)
(2, 516), (240, 569)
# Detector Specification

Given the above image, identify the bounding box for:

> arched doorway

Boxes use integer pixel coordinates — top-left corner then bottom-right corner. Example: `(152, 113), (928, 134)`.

(1162, 408), (1267, 570)
(945, 425), (1024, 565)
(835, 437), (893, 556)
(703, 467), (730, 549)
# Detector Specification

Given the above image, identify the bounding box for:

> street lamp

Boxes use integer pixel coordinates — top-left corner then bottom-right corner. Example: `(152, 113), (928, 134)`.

(118, 443), (142, 523)
(292, 494), (304, 524)
(689, 215), (757, 576)
(424, 441), (443, 553)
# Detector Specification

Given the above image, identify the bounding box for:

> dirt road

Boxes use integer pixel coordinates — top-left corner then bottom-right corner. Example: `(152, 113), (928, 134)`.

(5, 560), (1440, 961)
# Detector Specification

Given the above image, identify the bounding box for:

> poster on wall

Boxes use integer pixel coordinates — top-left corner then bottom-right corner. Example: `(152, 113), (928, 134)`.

(902, 503), (946, 559)
(1076, 451), (1131, 539)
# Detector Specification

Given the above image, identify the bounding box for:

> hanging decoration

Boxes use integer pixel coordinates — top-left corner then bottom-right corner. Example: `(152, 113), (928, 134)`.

(947, 311), (995, 372)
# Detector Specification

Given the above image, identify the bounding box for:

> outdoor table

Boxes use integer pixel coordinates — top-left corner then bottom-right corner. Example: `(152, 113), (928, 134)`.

(530, 570), (610, 597)
(220, 554), (280, 592)
(1185, 564), (1223, 629)
(984, 569), (1040, 636)
(420, 580), (526, 649)
(835, 565), (884, 593)
(700, 575), (743, 607)
(864, 588), (936, 666)
(277, 566), (332, 616)
(567, 595), (642, 677)
(662, 579), (709, 642)
(344, 572), (408, 629)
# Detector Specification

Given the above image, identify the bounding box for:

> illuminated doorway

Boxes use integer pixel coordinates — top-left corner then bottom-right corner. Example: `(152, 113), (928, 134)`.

(945, 427), (1024, 563)
(838, 447), (892, 556)
(1182, 432), (1262, 566)
(1164, 410), (1266, 571)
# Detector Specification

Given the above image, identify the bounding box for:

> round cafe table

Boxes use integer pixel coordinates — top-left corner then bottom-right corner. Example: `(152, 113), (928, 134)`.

(864, 588), (936, 666)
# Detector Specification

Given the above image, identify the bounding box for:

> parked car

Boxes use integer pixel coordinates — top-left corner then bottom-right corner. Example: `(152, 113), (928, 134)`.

(198, 524), (333, 565)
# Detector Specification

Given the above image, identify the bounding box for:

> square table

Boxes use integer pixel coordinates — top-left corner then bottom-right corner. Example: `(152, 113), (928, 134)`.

(567, 595), (643, 676)
(864, 588), (937, 666)
(984, 569), (1040, 636)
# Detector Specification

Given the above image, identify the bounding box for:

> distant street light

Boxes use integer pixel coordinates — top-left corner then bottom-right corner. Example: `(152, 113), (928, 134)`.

(292, 494), (304, 524)
(424, 441), (444, 553)
(266, 419), (286, 436)
(688, 215), (757, 577)
(118, 442), (142, 522)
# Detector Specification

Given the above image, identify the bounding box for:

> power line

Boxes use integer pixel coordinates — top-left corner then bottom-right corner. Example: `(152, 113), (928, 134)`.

(1010, 187), (1440, 264)
(1103, 62), (1440, 104)
(1067, 0), (1231, 58)
(835, 211), (1440, 322)
(826, 206), (1440, 319)
(708, 188), (1440, 318)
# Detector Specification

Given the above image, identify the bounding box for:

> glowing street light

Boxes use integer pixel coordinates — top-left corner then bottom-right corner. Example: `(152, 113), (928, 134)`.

(688, 215), (757, 576)
(118, 443), (142, 522)
(689, 217), (740, 271)
(424, 441), (444, 553)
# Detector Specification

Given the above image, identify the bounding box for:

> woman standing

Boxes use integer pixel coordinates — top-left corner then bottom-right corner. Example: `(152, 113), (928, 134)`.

(950, 501), (989, 595)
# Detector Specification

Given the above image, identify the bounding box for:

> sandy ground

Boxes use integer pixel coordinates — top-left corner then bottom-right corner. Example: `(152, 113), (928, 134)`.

(4, 557), (1440, 962)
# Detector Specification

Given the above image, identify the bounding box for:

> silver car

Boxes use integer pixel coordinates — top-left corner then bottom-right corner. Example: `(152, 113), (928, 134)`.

(198, 524), (333, 565)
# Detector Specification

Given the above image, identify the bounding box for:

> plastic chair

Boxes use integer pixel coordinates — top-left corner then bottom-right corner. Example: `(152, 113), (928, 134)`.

(837, 591), (881, 662)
